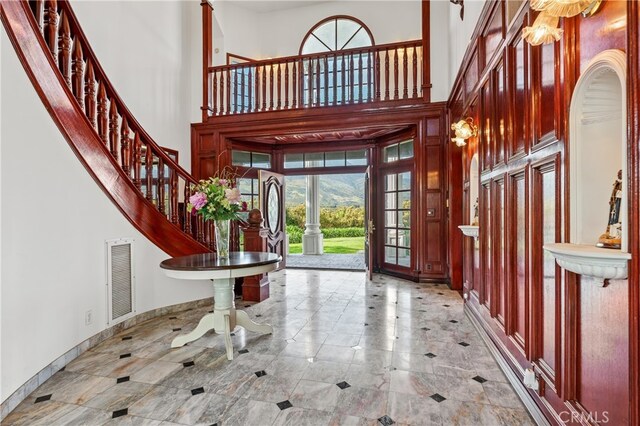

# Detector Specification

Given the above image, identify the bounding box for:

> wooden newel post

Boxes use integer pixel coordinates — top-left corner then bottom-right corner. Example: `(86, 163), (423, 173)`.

(242, 209), (270, 302)
(201, 0), (213, 121)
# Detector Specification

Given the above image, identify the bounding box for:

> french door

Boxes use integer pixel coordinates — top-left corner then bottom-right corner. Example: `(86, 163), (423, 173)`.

(259, 170), (286, 269)
(378, 166), (413, 276)
(364, 166), (375, 280)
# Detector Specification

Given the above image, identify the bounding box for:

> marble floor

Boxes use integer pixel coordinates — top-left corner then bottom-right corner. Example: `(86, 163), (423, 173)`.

(286, 254), (365, 271)
(3, 270), (534, 426)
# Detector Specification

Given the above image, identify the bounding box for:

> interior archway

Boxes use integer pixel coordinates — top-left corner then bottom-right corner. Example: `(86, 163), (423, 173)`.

(569, 49), (627, 251)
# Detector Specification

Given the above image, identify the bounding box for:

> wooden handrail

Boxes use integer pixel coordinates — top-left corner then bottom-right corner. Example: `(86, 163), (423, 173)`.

(208, 39), (422, 72)
(0, 0), (213, 256)
(207, 39), (424, 117)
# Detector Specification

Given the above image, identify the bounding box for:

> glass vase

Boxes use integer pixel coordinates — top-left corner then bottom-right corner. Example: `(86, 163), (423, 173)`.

(214, 219), (230, 259)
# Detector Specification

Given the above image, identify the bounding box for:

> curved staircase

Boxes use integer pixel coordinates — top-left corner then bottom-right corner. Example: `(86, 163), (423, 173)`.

(1, 0), (214, 256)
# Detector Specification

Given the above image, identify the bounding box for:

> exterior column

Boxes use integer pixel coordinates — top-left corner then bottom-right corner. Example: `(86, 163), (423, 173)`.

(302, 174), (323, 254)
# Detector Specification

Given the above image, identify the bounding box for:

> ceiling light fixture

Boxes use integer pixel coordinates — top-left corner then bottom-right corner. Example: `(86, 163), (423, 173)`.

(523, 0), (603, 46)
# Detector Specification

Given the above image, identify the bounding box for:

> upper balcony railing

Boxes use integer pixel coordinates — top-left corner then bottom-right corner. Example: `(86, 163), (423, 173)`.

(205, 40), (424, 117)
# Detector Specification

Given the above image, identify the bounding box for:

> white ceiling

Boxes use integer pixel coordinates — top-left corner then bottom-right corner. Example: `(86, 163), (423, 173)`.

(216, 1), (336, 14)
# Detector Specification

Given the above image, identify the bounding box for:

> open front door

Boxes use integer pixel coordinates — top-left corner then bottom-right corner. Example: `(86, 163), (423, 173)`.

(364, 166), (375, 280)
(259, 170), (286, 269)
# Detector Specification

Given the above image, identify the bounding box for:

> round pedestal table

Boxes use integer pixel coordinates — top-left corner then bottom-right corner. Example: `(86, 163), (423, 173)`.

(160, 252), (281, 360)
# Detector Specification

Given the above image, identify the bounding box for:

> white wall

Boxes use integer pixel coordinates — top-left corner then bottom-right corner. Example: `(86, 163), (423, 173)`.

(448, 0), (487, 94)
(253, 1), (422, 58)
(72, 1), (198, 169)
(210, 0), (453, 101)
(430, 0), (450, 101)
(213, 1), (262, 64)
(0, 1), (212, 403)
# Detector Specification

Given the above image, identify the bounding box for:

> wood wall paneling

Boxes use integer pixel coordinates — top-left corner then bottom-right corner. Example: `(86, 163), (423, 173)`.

(494, 60), (506, 165)
(627, 2), (640, 424)
(510, 169), (528, 356)
(448, 0), (636, 423)
(532, 158), (560, 391)
(481, 182), (492, 310)
(493, 177), (506, 327)
(508, 20), (529, 158)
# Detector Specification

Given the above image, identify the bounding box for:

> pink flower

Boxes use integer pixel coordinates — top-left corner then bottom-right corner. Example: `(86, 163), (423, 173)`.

(225, 188), (242, 204)
(189, 192), (207, 210)
(241, 201), (248, 211)
(219, 179), (228, 186)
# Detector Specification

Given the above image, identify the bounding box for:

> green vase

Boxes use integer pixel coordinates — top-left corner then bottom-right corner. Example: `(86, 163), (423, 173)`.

(214, 219), (230, 259)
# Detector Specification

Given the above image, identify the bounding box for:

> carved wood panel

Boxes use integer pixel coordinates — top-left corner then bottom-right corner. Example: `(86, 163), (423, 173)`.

(509, 169), (528, 355)
(493, 177), (506, 326)
(532, 158), (561, 391)
(481, 182), (492, 309)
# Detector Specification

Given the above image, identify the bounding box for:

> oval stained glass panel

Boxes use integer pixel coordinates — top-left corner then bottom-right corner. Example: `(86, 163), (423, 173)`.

(267, 185), (280, 233)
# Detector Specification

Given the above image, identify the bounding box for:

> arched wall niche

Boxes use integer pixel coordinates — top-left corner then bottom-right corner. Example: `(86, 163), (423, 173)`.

(569, 49), (627, 252)
(469, 153), (479, 225)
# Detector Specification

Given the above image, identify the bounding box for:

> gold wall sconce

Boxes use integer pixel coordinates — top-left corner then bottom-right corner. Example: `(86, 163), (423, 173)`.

(451, 117), (478, 147)
(523, 0), (603, 46)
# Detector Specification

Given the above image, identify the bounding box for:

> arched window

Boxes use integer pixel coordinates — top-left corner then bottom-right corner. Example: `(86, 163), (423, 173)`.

(300, 16), (374, 55)
(300, 16), (374, 106)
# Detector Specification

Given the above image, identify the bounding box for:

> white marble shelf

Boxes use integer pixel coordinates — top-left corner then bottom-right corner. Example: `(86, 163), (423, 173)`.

(458, 225), (479, 239)
(543, 243), (631, 282)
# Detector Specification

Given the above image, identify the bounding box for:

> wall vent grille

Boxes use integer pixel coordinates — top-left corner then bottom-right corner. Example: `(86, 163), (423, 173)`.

(106, 238), (135, 324)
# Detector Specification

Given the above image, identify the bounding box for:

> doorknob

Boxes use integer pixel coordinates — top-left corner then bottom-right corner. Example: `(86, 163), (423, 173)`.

(368, 220), (376, 234)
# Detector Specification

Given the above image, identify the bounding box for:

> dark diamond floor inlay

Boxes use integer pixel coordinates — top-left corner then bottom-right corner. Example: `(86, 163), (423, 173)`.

(121, 336), (132, 341)
(255, 370), (267, 377)
(336, 381), (351, 389)
(449, 320), (458, 323)
(472, 375), (487, 384)
(277, 400), (293, 410)
(425, 352), (437, 358)
(183, 361), (195, 367)
(378, 414), (395, 425)
(119, 353), (131, 359)
(191, 387), (205, 395)
(368, 306), (375, 309)
(417, 297), (423, 299)
(169, 316), (178, 320)
(239, 349), (249, 354)
(34, 394), (52, 404)
(112, 408), (128, 418)
(421, 327), (430, 331)
(172, 328), (182, 332)
(116, 376), (130, 384)
(430, 393), (446, 403)
(458, 342), (470, 347)
(443, 304), (451, 307)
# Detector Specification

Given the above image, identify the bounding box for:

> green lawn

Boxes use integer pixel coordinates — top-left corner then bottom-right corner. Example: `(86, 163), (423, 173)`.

(289, 236), (364, 254)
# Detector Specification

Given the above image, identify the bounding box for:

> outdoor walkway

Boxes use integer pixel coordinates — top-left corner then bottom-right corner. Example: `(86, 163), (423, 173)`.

(286, 253), (365, 271)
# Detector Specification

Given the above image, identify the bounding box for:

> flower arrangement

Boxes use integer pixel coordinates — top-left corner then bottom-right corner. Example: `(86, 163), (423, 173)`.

(187, 176), (247, 222)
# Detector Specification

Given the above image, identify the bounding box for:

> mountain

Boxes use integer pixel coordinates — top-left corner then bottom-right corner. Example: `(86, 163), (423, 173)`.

(285, 173), (365, 207)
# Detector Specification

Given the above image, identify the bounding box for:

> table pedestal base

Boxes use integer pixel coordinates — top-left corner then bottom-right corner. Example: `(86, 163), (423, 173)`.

(170, 278), (272, 360)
